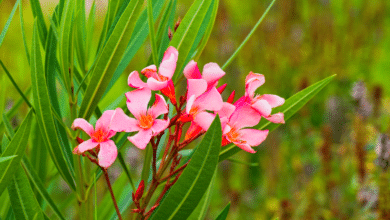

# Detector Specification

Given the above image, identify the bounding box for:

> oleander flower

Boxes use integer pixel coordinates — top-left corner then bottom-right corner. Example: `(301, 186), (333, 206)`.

(183, 61), (225, 91)
(220, 103), (269, 153)
(110, 88), (169, 150)
(72, 110), (118, 168)
(235, 72), (285, 124)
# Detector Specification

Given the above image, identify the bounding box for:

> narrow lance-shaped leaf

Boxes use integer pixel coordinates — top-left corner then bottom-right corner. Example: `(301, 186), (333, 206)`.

(170, 0), (214, 82)
(78, 0), (142, 120)
(29, 0), (48, 44)
(182, 0), (217, 68)
(103, 0), (166, 98)
(215, 203), (231, 220)
(58, 0), (74, 94)
(0, 155), (17, 163)
(187, 168), (217, 220)
(0, 110), (33, 196)
(193, 0), (218, 60)
(22, 157), (66, 220)
(0, 0), (20, 49)
(7, 166), (45, 220)
(30, 21), (76, 190)
(219, 74), (336, 161)
(150, 117), (222, 220)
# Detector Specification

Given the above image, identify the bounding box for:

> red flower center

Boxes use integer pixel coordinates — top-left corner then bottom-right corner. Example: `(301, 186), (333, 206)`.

(92, 129), (108, 143)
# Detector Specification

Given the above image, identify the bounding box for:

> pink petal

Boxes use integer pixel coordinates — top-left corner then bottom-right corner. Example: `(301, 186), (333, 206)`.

(151, 119), (169, 135)
(251, 99), (272, 117)
(128, 71), (147, 89)
(245, 72), (265, 98)
(259, 94), (285, 108)
(148, 94), (169, 118)
(110, 108), (139, 132)
(147, 77), (168, 91)
(184, 60), (202, 79)
(239, 129), (269, 146)
(159, 46), (178, 79)
(72, 118), (94, 136)
(95, 110), (115, 132)
(187, 79), (207, 100)
(195, 87), (223, 112)
(217, 102), (236, 119)
(107, 130), (117, 139)
(125, 88), (151, 118)
(234, 142), (256, 153)
(202, 62), (225, 88)
(128, 129), (153, 150)
(194, 112), (215, 131)
(98, 140), (118, 168)
(265, 112), (285, 124)
(229, 104), (261, 129)
(141, 65), (158, 78)
(77, 139), (99, 153)
(186, 95), (196, 114)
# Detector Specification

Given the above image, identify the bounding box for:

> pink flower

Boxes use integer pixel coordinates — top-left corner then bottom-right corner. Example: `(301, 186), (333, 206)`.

(128, 46), (178, 91)
(184, 61), (225, 90)
(235, 72), (285, 124)
(72, 110), (118, 168)
(220, 103), (269, 153)
(110, 88), (169, 150)
(184, 79), (223, 131)
(127, 47), (178, 104)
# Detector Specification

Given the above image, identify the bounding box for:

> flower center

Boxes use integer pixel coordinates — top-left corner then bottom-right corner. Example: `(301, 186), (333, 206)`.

(139, 114), (154, 129)
(189, 106), (200, 116)
(226, 127), (245, 144)
(92, 129), (108, 143)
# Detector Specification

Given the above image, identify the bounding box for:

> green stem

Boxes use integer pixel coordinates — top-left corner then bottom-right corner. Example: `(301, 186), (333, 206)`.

(147, 0), (159, 66)
(221, 0), (276, 70)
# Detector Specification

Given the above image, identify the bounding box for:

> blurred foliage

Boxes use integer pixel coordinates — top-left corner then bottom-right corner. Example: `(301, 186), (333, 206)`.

(1, 0), (390, 219)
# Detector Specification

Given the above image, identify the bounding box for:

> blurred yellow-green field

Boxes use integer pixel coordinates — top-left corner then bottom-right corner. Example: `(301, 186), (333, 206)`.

(1, 0), (390, 219)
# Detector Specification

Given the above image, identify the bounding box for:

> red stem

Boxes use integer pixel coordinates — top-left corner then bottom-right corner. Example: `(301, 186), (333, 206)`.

(103, 169), (123, 220)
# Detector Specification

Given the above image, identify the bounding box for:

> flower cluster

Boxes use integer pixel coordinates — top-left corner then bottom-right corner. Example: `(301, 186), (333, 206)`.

(72, 46), (285, 168)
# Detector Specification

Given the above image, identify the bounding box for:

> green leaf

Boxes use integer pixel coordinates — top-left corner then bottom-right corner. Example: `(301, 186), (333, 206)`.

(22, 158), (66, 220)
(221, 0), (276, 70)
(193, 0), (218, 60)
(150, 117), (222, 220)
(0, 155), (17, 163)
(19, 0), (30, 62)
(147, 0), (159, 66)
(0, 0), (20, 49)
(186, 0), (217, 65)
(0, 110), (33, 196)
(103, 0), (166, 98)
(7, 166), (44, 220)
(78, 0), (142, 120)
(31, 21), (76, 190)
(58, 0), (74, 93)
(187, 169), (217, 220)
(156, 0), (176, 62)
(219, 74), (336, 161)
(29, 0), (48, 44)
(214, 203), (230, 220)
(170, 0), (213, 82)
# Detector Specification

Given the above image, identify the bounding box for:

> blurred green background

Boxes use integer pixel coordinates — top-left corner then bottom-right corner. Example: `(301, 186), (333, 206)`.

(1, 0), (390, 219)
